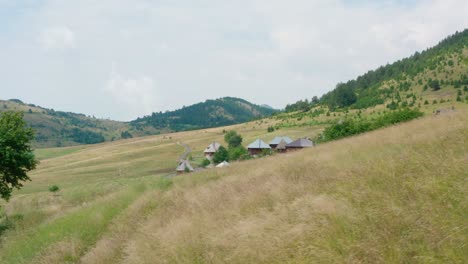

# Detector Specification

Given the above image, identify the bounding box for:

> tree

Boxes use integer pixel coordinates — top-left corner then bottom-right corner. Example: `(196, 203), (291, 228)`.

(121, 131), (133, 139)
(201, 158), (211, 168)
(213, 146), (229, 164)
(0, 112), (38, 201)
(429, 80), (441, 91)
(224, 130), (242, 148)
(228, 146), (248, 161)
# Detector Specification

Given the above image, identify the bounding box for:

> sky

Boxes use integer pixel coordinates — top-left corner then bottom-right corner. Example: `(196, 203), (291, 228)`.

(0, 0), (467, 121)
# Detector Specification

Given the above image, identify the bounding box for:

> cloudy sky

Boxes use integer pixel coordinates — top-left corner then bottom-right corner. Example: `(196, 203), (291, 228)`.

(0, 0), (467, 121)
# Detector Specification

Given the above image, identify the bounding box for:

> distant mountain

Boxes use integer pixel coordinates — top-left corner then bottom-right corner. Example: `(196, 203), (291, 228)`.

(0, 97), (275, 148)
(131, 97), (277, 132)
(286, 29), (468, 112)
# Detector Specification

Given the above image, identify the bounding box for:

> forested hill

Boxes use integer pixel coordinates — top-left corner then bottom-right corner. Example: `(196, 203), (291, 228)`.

(131, 97), (276, 131)
(286, 29), (468, 112)
(0, 97), (275, 148)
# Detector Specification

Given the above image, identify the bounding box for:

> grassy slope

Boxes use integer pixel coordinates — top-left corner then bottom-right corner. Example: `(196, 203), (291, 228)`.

(0, 118), (318, 264)
(0, 107), (466, 263)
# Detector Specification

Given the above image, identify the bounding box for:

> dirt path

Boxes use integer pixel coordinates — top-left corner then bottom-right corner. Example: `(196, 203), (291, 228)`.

(177, 142), (192, 161)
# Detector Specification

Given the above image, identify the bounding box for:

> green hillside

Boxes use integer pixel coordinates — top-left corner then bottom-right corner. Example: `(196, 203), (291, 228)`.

(0, 97), (276, 148)
(131, 97), (277, 131)
(286, 29), (468, 112)
(0, 100), (132, 148)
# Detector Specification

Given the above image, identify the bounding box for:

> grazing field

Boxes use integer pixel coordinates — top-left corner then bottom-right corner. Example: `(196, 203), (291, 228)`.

(0, 108), (467, 263)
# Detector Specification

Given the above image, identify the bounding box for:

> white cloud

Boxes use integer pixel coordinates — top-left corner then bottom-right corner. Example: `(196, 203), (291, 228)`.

(38, 26), (76, 50)
(104, 66), (159, 118)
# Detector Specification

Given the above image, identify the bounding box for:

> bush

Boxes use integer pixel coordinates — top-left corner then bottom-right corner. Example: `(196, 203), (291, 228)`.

(201, 158), (211, 168)
(316, 108), (423, 143)
(213, 146), (229, 164)
(267, 126), (275, 132)
(49, 185), (60, 193)
(228, 146), (248, 161)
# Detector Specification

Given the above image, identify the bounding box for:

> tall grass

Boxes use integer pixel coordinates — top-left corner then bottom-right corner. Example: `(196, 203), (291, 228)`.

(118, 111), (467, 263)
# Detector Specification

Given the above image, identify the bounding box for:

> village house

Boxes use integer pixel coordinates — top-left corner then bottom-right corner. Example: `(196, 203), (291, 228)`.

(275, 139), (289, 153)
(286, 138), (314, 151)
(203, 142), (221, 159)
(176, 160), (194, 174)
(269, 136), (293, 149)
(247, 139), (271, 156)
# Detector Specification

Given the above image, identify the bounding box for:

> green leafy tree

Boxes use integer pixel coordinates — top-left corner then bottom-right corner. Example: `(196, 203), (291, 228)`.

(224, 130), (243, 148)
(201, 158), (211, 168)
(228, 146), (248, 161)
(213, 146), (229, 164)
(121, 131), (133, 139)
(0, 112), (38, 201)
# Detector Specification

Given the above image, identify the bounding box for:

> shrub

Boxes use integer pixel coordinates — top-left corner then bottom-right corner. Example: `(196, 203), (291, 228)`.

(316, 108), (423, 143)
(228, 146), (248, 161)
(201, 158), (211, 168)
(49, 185), (60, 193)
(267, 126), (275, 133)
(213, 146), (229, 164)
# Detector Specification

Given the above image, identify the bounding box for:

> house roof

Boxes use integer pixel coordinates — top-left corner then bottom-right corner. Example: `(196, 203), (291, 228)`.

(247, 139), (271, 149)
(216, 161), (230, 168)
(176, 160), (194, 171)
(276, 139), (288, 150)
(204, 142), (221, 153)
(286, 138), (313, 148)
(269, 136), (293, 145)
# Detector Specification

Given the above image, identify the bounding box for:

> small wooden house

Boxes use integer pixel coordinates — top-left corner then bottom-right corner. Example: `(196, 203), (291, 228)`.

(176, 160), (194, 174)
(247, 139), (271, 155)
(203, 142), (221, 159)
(269, 136), (293, 149)
(275, 139), (288, 153)
(286, 138), (313, 151)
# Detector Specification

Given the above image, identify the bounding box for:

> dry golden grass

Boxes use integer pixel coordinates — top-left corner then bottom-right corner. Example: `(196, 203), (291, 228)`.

(1, 108), (466, 263)
(113, 111), (467, 264)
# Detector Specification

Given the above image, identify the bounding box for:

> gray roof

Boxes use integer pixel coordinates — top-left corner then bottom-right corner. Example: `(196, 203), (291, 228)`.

(247, 139), (271, 149)
(176, 160), (194, 172)
(286, 138), (313, 148)
(204, 142), (221, 153)
(269, 136), (293, 145)
(276, 139), (288, 150)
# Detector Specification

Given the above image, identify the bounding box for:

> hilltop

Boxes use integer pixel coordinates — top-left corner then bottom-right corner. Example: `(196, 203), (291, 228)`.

(0, 97), (275, 148)
(131, 97), (276, 131)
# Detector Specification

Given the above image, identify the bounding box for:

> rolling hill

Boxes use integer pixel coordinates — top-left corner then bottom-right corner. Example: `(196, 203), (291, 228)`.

(0, 97), (276, 148)
(130, 97), (277, 131)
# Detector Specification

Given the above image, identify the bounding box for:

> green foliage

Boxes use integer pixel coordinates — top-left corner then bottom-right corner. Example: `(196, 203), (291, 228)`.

(132, 97), (275, 131)
(316, 109), (424, 143)
(386, 101), (399, 110)
(292, 30), (468, 111)
(267, 126), (275, 133)
(0, 112), (38, 201)
(213, 146), (229, 164)
(48, 185), (59, 193)
(429, 80), (441, 91)
(228, 146), (248, 161)
(69, 128), (105, 144)
(121, 131), (133, 139)
(224, 130), (243, 148)
(201, 158), (211, 168)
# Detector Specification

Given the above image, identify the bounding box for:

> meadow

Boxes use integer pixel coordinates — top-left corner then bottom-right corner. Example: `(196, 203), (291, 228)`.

(0, 104), (466, 263)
